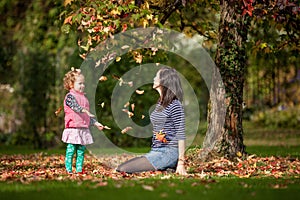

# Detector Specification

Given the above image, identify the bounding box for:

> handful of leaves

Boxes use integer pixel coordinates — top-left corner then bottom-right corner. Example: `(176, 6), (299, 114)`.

(155, 129), (167, 143)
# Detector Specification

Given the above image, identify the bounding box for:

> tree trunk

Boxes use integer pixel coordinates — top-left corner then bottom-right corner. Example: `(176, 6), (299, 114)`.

(200, 0), (250, 161)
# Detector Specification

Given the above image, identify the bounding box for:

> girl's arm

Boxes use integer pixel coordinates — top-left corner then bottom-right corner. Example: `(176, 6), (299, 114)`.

(176, 139), (187, 175)
(65, 94), (95, 117)
(66, 94), (103, 130)
(65, 94), (83, 113)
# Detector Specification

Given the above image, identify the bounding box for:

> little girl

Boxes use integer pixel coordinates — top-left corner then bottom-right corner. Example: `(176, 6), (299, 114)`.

(62, 68), (104, 174)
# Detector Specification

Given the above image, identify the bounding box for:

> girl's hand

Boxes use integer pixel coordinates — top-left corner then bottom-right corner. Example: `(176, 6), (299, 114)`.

(94, 122), (104, 131)
(96, 125), (104, 131)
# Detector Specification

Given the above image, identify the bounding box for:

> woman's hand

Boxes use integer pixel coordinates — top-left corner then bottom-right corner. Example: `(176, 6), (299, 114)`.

(176, 161), (187, 175)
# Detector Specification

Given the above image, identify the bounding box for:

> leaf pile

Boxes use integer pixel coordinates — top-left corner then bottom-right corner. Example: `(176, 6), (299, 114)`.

(0, 152), (299, 184)
(187, 154), (300, 178)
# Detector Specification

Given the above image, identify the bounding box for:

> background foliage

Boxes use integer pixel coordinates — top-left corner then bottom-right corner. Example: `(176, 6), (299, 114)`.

(0, 0), (299, 148)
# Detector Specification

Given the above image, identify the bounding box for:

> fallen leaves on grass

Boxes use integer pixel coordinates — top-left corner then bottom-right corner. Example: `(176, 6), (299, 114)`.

(187, 151), (300, 178)
(0, 151), (299, 184)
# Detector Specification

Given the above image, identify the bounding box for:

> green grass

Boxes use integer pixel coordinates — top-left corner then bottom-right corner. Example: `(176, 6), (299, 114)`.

(0, 177), (299, 200)
(246, 145), (300, 158)
(1, 122), (300, 200)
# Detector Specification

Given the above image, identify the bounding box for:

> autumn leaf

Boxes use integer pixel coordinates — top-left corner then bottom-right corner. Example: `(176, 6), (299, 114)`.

(121, 45), (130, 49)
(142, 185), (154, 191)
(99, 102), (105, 108)
(116, 56), (121, 62)
(121, 126), (132, 134)
(103, 126), (111, 130)
(55, 106), (63, 116)
(135, 89), (144, 95)
(122, 109), (134, 118)
(131, 103), (135, 111)
(124, 102), (130, 108)
(155, 130), (167, 143)
(64, 0), (74, 7)
(64, 15), (73, 25)
(99, 76), (107, 81)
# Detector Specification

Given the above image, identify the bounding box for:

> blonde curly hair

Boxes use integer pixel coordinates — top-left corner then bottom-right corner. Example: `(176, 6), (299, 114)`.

(63, 68), (82, 90)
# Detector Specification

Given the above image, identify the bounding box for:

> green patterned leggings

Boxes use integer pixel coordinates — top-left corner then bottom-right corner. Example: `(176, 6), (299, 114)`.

(65, 143), (86, 173)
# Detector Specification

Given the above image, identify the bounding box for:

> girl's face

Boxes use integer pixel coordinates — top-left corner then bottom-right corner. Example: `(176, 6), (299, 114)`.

(73, 75), (85, 93)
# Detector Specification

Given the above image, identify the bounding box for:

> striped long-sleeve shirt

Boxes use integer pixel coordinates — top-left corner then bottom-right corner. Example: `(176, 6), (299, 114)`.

(150, 99), (186, 148)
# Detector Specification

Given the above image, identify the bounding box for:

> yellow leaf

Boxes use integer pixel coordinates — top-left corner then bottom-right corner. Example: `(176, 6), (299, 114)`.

(100, 102), (105, 108)
(236, 151), (242, 157)
(142, 19), (148, 28)
(116, 56), (121, 62)
(110, 9), (121, 15)
(260, 43), (268, 49)
(146, 14), (153, 20)
(64, 0), (74, 6)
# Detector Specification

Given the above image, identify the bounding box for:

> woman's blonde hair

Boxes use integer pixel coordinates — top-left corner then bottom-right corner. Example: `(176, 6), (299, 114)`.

(63, 68), (82, 90)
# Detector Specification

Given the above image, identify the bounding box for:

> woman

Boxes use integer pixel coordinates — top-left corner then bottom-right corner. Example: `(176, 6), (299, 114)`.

(116, 67), (187, 175)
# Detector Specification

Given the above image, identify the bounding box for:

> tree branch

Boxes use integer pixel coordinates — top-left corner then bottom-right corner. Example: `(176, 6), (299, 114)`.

(159, 0), (183, 25)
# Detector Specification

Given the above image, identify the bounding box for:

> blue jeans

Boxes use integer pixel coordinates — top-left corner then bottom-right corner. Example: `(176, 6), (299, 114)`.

(144, 146), (178, 170)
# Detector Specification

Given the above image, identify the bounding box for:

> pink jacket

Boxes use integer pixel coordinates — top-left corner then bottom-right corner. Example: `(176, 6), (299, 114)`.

(64, 89), (90, 128)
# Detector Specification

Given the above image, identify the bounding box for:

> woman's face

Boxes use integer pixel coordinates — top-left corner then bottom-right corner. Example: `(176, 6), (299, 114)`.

(153, 70), (160, 89)
(73, 75), (85, 93)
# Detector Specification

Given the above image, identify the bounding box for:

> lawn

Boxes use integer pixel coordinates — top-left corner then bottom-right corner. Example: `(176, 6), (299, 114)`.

(0, 122), (299, 200)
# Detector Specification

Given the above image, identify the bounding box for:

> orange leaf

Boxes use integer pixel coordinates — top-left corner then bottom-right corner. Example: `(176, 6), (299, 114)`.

(55, 106), (63, 116)
(64, 15), (73, 25)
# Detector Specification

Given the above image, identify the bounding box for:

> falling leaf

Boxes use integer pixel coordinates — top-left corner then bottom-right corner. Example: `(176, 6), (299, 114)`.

(124, 102), (130, 108)
(112, 75), (133, 87)
(99, 76), (107, 81)
(112, 74), (120, 80)
(121, 126), (132, 134)
(135, 89), (144, 95)
(127, 81), (133, 87)
(55, 106), (63, 116)
(116, 56), (121, 62)
(122, 109), (134, 118)
(100, 102), (105, 108)
(121, 45), (130, 49)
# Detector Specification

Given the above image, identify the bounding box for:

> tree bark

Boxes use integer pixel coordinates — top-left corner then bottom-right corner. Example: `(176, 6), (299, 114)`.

(200, 0), (250, 160)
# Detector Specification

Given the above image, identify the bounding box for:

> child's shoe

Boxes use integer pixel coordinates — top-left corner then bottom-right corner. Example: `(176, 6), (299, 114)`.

(76, 169), (86, 175)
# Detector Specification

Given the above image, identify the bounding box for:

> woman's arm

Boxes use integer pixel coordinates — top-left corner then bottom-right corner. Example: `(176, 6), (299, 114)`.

(176, 139), (187, 175)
